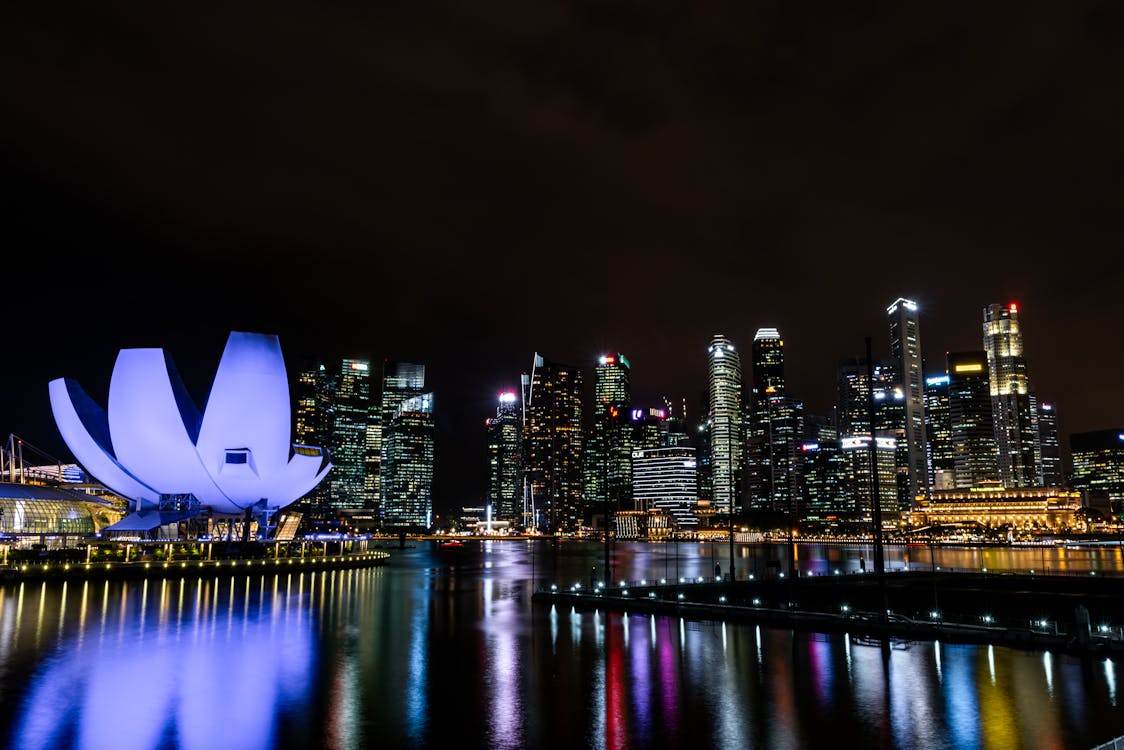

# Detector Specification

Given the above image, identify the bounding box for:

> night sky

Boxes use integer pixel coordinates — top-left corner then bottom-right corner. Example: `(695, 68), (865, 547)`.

(3, 2), (1122, 514)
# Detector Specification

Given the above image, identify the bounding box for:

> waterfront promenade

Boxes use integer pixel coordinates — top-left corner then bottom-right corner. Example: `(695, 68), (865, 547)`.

(534, 568), (1124, 656)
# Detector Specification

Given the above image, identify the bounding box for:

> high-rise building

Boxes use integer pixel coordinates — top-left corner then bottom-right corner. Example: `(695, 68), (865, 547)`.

(887, 298), (927, 502)
(983, 303), (1039, 487)
(1070, 429), (1124, 512)
(841, 435), (899, 514)
(327, 358), (372, 512)
(706, 335), (744, 515)
(836, 357), (895, 436)
(522, 354), (584, 531)
(486, 392), (522, 523)
(589, 353), (632, 508)
(747, 328), (801, 512)
(631, 446), (698, 529)
(1037, 401), (1062, 488)
(381, 392), (435, 527)
(800, 417), (847, 518)
(947, 351), (998, 489)
(294, 360), (333, 514)
(924, 373), (955, 491)
(378, 362), (425, 516)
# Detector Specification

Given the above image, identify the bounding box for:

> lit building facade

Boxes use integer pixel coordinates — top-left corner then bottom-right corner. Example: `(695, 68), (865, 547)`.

(294, 360), (333, 513)
(589, 353), (632, 508)
(378, 362), (425, 517)
(924, 373), (955, 490)
(910, 487), (1084, 532)
(381, 392), (435, 528)
(887, 298), (927, 502)
(522, 354), (584, 531)
(841, 435), (899, 515)
(328, 358), (371, 512)
(947, 351), (998, 489)
(486, 392), (522, 523)
(746, 328), (801, 513)
(800, 420), (848, 518)
(707, 334), (743, 515)
(1037, 401), (1062, 488)
(983, 303), (1039, 487)
(1070, 429), (1124, 512)
(631, 446), (698, 529)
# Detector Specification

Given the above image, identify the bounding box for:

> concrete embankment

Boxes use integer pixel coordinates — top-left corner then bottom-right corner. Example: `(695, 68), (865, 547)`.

(533, 571), (1124, 656)
(0, 551), (389, 583)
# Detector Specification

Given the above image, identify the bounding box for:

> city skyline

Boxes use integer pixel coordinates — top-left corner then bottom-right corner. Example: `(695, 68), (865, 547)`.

(3, 4), (1122, 515)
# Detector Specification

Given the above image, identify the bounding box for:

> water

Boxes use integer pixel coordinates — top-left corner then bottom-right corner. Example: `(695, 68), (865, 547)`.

(2, 540), (1123, 749)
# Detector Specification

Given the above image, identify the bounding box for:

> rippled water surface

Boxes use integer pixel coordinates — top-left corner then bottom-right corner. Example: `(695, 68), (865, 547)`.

(2, 540), (1123, 749)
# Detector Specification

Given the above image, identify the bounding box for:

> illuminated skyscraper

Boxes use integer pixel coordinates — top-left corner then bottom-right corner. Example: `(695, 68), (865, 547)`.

(328, 358), (371, 512)
(924, 373), (955, 490)
(486, 392), (522, 523)
(983, 303), (1039, 487)
(294, 360), (333, 513)
(747, 328), (801, 512)
(707, 334), (743, 514)
(589, 353), (632, 508)
(947, 351), (998, 489)
(381, 392), (435, 527)
(1070, 429), (1124, 511)
(800, 418), (847, 518)
(378, 362), (426, 517)
(1037, 401), (1061, 488)
(887, 298), (927, 502)
(522, 354), (584, 531)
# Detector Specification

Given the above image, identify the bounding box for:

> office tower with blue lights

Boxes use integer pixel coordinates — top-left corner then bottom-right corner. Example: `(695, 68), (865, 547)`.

(924, 373), (955, 490)
(486, 391), (522, 523)
(1070, 430), (1124, 513)
(632, 446), (698, 529)
(836, 355), (909, 508)
(381, 392), (435, 528)
(706, 334), (744, 515)
(947, 351), (998, 488)
(887, 297), (927, 502)
(747, 328), (803, 513)
(327, 358), (372, 512)
(522, 353), (584, 531)
(983, 303), (1039, 487)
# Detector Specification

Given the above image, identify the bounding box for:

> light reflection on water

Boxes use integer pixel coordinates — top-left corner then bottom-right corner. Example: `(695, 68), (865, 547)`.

(0, 541), (1123, 749)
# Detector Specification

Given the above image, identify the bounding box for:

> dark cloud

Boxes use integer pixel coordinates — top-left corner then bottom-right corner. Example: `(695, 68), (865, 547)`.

(2, 1), (1122, 510)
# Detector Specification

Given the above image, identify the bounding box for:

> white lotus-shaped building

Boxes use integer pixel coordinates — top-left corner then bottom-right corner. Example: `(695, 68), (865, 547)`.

(48, 331), (330, 529)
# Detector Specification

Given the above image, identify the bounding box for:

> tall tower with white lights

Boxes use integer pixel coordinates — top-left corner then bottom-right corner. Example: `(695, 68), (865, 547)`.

(887, 297), (926, 502)
(707, 334), (744, 515)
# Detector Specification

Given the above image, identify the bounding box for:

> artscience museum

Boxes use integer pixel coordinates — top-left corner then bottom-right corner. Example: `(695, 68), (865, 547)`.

(48, 331), (331, 539)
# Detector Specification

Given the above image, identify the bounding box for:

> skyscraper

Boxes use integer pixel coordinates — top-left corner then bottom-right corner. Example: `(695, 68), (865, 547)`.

(747, 328), (801, 512)
(294, 360), (333, 514)
(1037, 401), (1062, 488)
(327, 358), (371, 512)
(522, 354), (584, 531)
(887, 298), (926, 502)
(381, 392), (435, 527)
(983, 303), (1039, 487)
(947, 351), (998, 489)
(378, 362), (425, 516)
(924, 373), (955, 490)
(589, 353), (632, 508)
(707, 334), (743, 515)
(486, 391), (522, 523)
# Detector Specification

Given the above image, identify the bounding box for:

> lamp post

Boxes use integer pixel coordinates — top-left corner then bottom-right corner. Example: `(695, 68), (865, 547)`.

(865, 336), (889, 624)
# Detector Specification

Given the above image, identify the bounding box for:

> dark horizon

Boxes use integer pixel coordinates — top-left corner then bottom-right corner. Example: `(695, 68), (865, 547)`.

(3, 2), (1122, 513)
